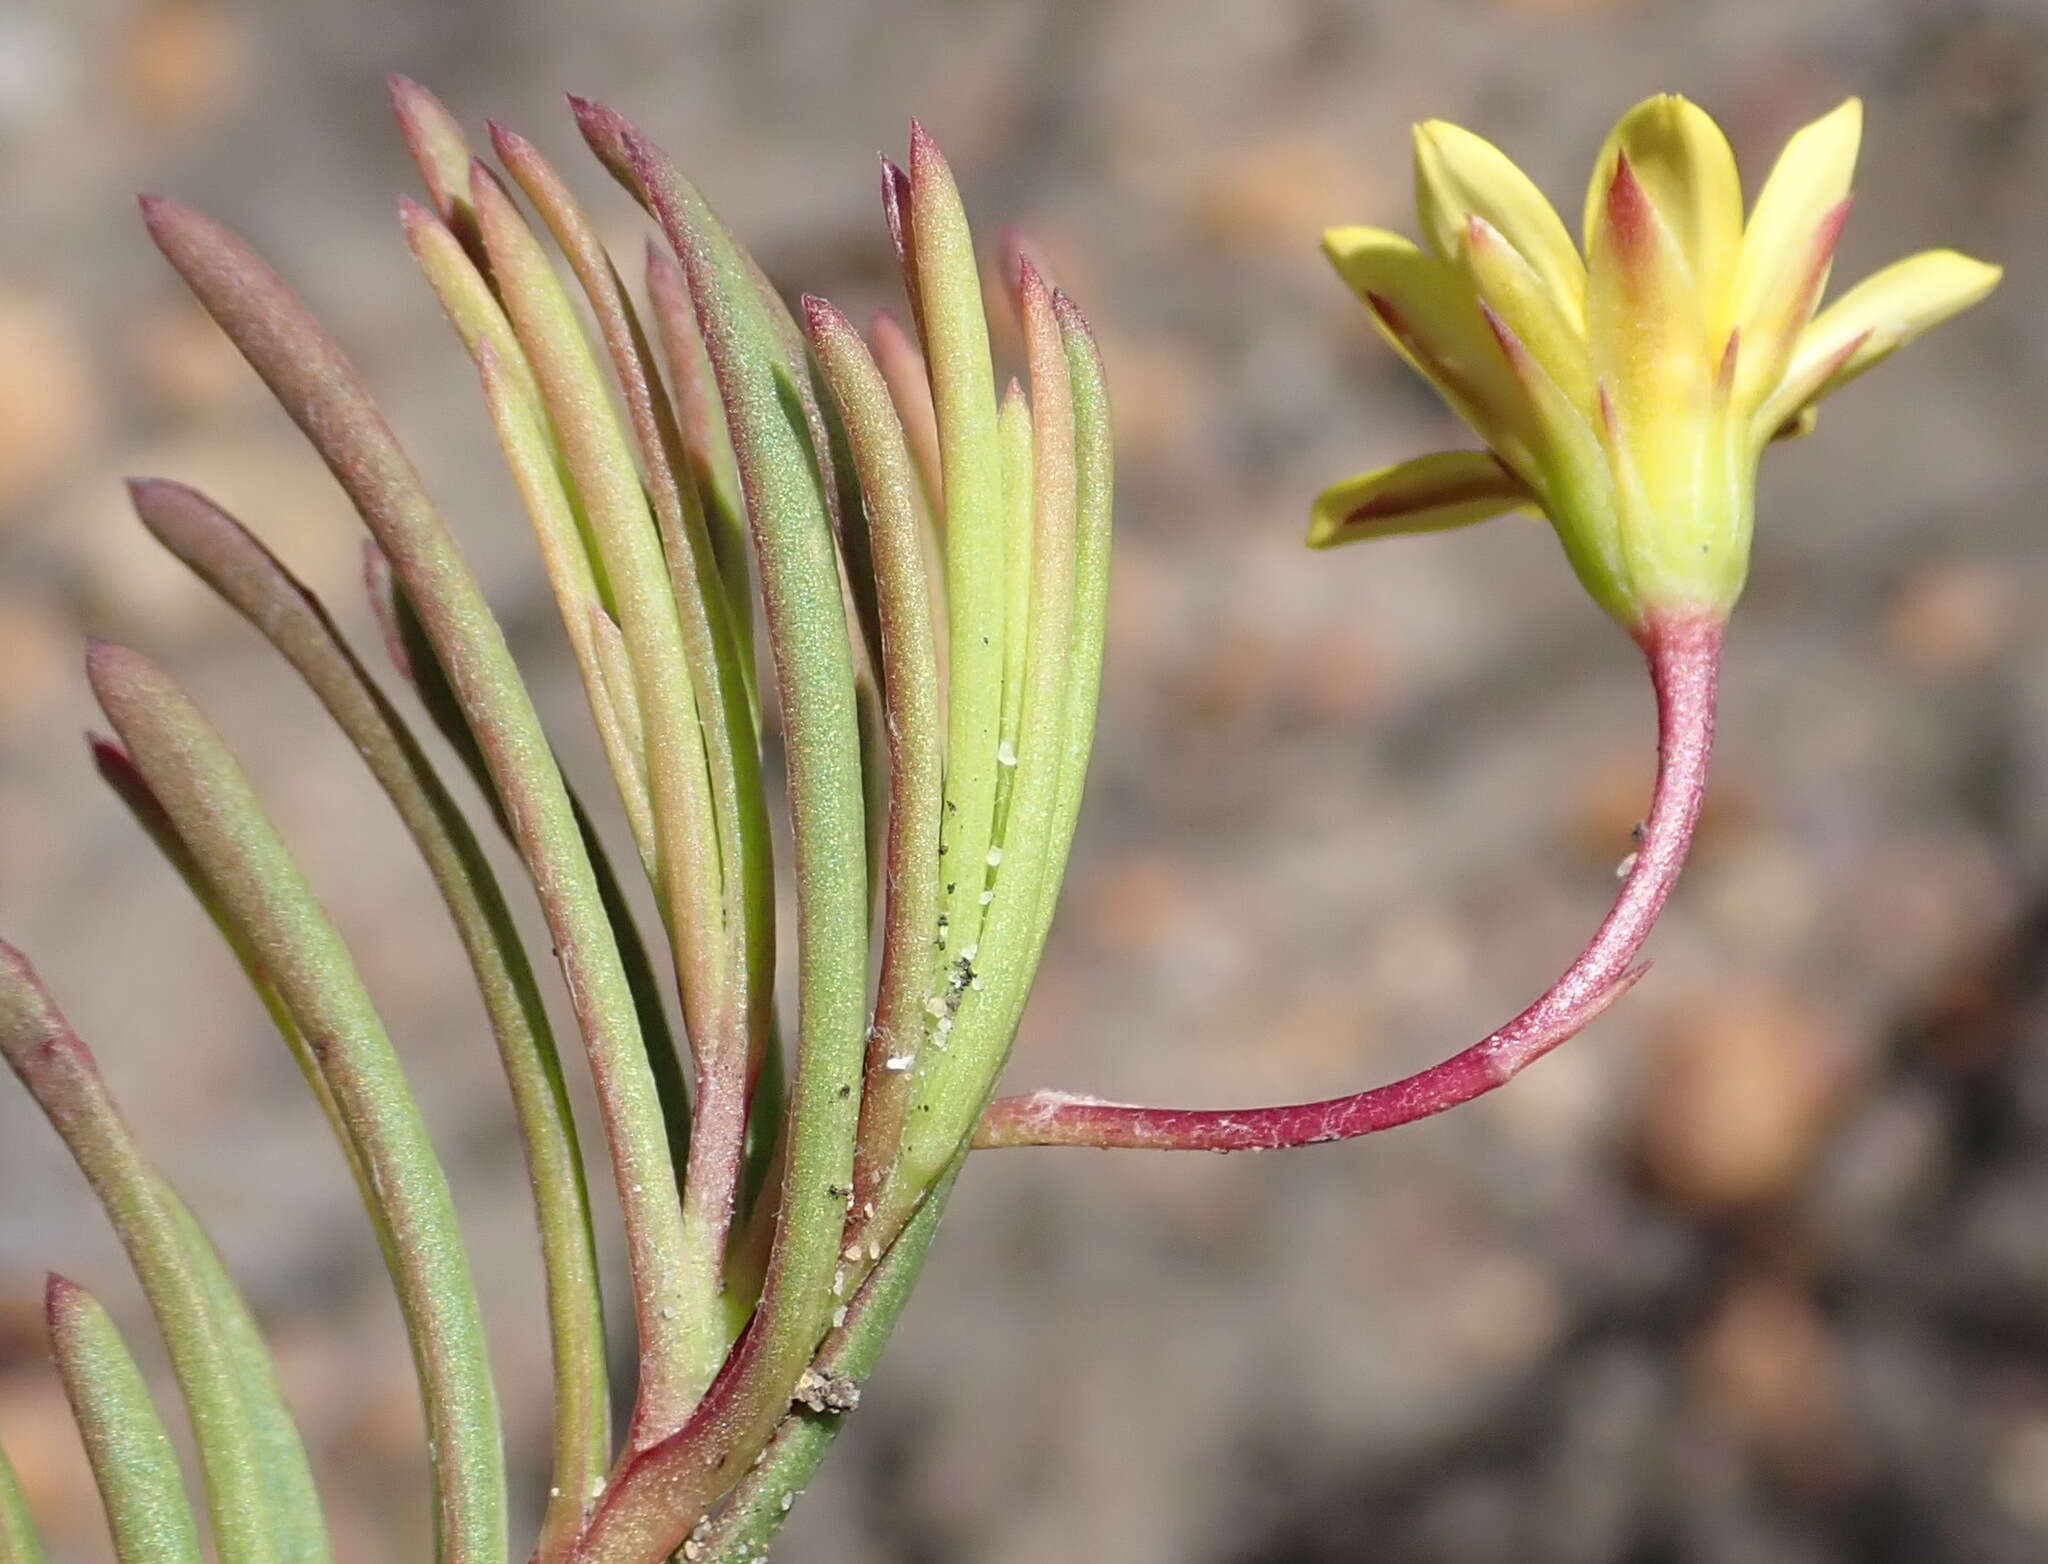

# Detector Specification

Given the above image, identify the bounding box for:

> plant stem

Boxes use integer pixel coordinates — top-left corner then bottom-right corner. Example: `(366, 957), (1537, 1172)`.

(699, 1157), (962, 1562)
(975, 608), (1721, 1151)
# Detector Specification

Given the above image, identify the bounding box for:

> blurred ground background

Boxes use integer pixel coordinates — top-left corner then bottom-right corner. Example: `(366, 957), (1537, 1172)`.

(3, 0), (2047, 1559)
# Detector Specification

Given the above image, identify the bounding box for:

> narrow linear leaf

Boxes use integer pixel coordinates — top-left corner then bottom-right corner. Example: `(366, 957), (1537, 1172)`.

(878, 155), (926, 361)
(804, 296), (945, 1211)
(141, 197), (691, 1475)
(47, 1275), (206, 1564)
(1, 948), (288, 1564)
(584, 601), (658, 870)
(471, 156), (734, 1421)
(88, 644), (505, 1564)
(907, 126), (1006, 1039)
(1038, 293), (1114, 939)
(890, 260), (1081, 1222)
(91, 735), (367, 1202)
(493, 124), (769, 1032)
(388, 75), (488, 270)
(495, 126), (789, 1405)
(405, 199), (649, 864)
(992, 379), (1034, 848)
(645, 240), (754, 670)
(728, 1022), (787, 1298)
(567, 98), (868, 1551)
(869, 308), (945, 544)
(976, 261), (1080, 1021)
(701, 1157), (961, 1562)
(131, 477), (608, 1548)
(361, 543), (693, 1188)
(92, 739), (359, 1561)
(0, 1444), (47, 1564)
(156, 1191), (328, 1564)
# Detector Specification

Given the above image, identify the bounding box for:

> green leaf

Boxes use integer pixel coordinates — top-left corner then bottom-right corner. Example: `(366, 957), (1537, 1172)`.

(130, 477), (608, 1546)
(388, 75), (488, 271)
(89, 736), (366, 1197)
(700, 1155), (962, 1561)
(908, 126), (1007, 1032)
(141, 195), (690, 1490)
(87, 644), (505, 1563)
(0, 1443), (48, 1564)
(993, 380), (1034, 846)
(47, 1275), (206, 1564)
(1, 949), (292, 1564)
(361, 544), (696, 1205)
(156, 1192), (328, 1564)
(568, 95), (869, 1545)
(494, 125), (789, 1414)
(1041, 292), (1115, 950)
(644, 240), (755, 679)
(891, 258), (1088, 1218)
(803, 296), (945, 1209)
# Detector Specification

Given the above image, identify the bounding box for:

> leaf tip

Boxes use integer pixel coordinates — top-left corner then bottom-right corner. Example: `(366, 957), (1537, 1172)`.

(567, 92), (638, 175)
(801, 292), (851, 341)
(485, 118), (532, 169)
(43, 1273), (85, 1323)
(907, 119), (951, 187)
(122, 474), (175, 511)
(396, 190), (437, 235)
(135, 191), (181, 240)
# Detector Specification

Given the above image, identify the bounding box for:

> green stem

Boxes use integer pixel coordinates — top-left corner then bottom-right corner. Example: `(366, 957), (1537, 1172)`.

(701, 1157), (961, 1562)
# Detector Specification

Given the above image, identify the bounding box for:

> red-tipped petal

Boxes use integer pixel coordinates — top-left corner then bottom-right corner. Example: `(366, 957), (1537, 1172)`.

(1602, 152), (1660, 276)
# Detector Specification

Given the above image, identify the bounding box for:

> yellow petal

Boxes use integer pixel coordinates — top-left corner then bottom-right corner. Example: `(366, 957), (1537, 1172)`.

(1322, 225), (1529, 459)
(1585, 150), (1710, 454)
(1472, 298), (1634, 621)
(1731, 98), (1862, 404)
(1308, 451), (1530, 549)
(1461, 216), (1595, 415)
(1582, 96), (1743, 308)
(1762, 248), (2002, 432)
(1413, 120), (1585, 325)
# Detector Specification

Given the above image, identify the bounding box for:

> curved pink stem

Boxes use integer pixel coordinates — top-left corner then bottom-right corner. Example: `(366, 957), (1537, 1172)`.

(975, 608), (1723, 1152)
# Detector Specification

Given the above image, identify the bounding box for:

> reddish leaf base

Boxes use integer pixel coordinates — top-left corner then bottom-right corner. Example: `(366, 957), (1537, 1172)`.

(975, 607), (1724, 1152)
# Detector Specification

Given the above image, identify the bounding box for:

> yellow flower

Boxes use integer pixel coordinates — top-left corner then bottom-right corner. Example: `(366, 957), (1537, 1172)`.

(1314, 95), (2001, 629)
